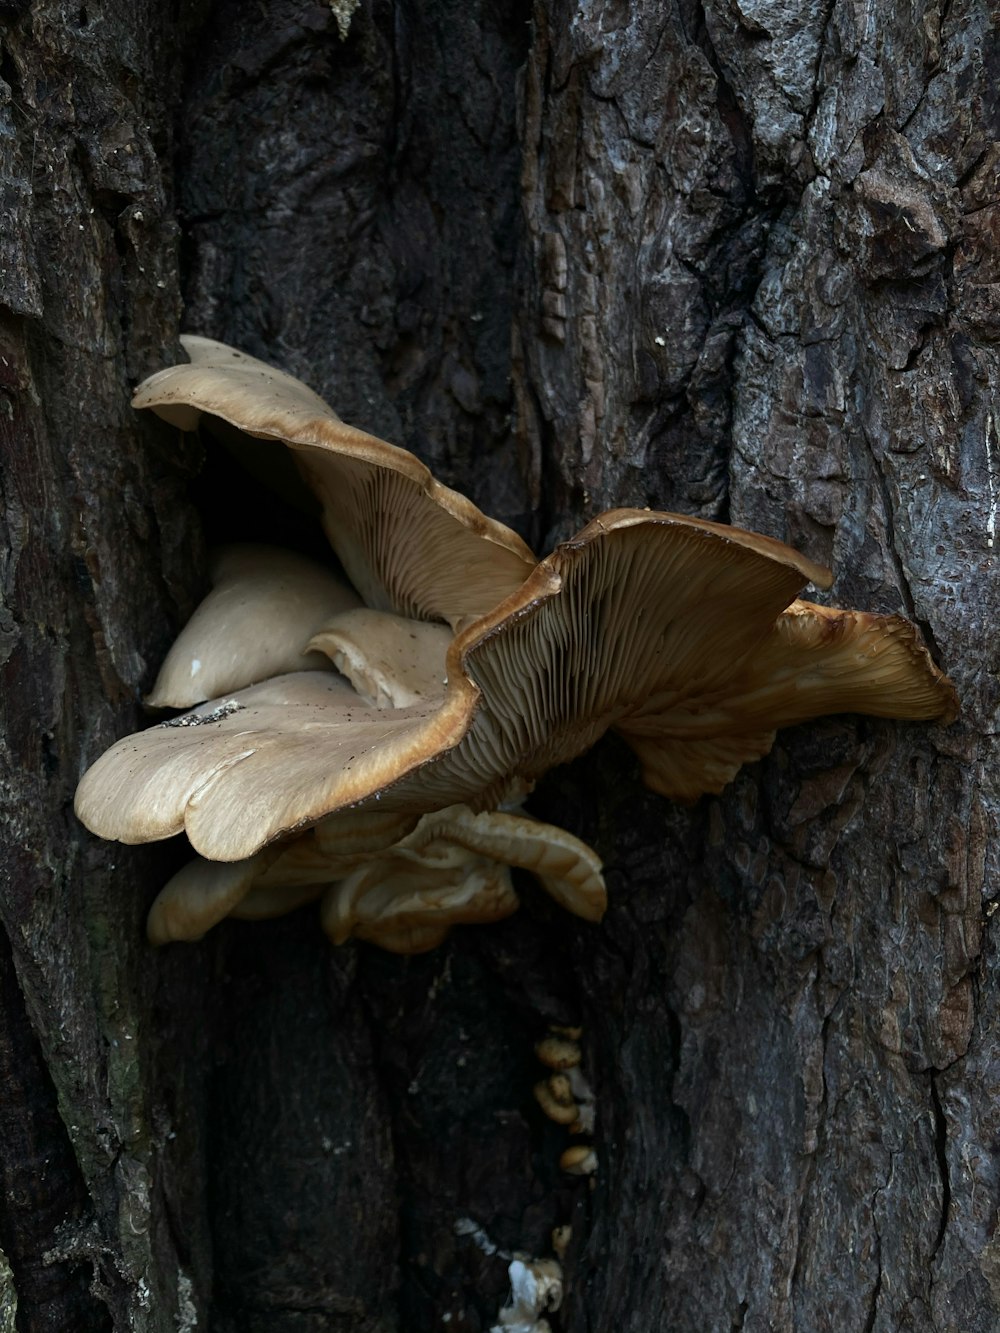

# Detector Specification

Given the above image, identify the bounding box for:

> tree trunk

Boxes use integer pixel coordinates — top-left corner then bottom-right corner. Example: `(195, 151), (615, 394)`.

(1, 1), (996, 1330)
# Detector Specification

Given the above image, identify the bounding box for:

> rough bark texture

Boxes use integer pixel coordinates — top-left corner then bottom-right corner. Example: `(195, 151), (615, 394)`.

(1, 0), (997, 1330)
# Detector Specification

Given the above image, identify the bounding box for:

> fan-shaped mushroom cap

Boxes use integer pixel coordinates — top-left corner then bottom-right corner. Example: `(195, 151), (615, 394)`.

(132, 336), (536, 626)
(146, 809), (421, 943)
(147, 544), (361, 708)
(534, 1075), (579, 1125)
(76, 511), (957, 860)
(74, 668), (471, 855)
(402, 806), (605, 922)
(617, 596), (960, 802)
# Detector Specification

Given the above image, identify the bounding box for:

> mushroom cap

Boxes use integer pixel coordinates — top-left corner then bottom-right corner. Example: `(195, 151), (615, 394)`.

(74, 668), (471, 854)
(617, 596), (960, 802)
(146, 849), (279, 944)
(319, 848), (520, 953)
(535, 1036), (582, 1070)
(147, 544), (361, 708)
(75, 512), (957, 859)
(560, 1145), (598, 1175)
(308, 608), (451, 709)
(143, 804), (603, 947)
(534, 1077), (580, 1125)
(132, 336), (537, 626)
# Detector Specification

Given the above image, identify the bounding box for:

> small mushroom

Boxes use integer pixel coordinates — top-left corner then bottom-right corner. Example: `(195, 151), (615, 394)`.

(146, 849), (279, 944)
(535, 1036), (581, 1070)
(320, 844), (520, 953)
(566, 1066), (596, 1135)
(550, 1025), (583, 1041)
(308, 608), (452, 709)
(551, 1226), (572, 1262)
(559, 1145), (598, 1176)
(534, 1075), (579, 1126)
(144, 803), (604, 949)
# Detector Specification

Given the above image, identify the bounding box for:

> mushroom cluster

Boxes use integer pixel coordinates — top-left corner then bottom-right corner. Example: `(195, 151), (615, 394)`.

(75, 337), (959, 953)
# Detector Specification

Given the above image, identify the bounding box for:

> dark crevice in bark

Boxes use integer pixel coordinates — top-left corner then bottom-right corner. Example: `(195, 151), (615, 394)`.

(805, 0), (838, 126)
(863, 423), (951, 670)
(928, 1072), (951, 1264)
(0, 926), (111, 1333)
(862, 1225), (883, 1333)
(788, 996), (834, 1305)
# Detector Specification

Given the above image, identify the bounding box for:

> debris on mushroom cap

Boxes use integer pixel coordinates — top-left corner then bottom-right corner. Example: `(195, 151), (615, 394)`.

(132, 335), (537, 625)
(147, 544), (362, 709)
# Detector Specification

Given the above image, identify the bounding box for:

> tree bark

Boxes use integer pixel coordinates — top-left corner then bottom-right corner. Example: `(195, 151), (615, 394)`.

(1, 0), (996, 1330)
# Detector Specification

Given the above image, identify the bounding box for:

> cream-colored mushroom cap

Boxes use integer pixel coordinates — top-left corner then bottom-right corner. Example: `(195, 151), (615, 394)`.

(132, 336), (536, 626)
(147, 544), (362, 708)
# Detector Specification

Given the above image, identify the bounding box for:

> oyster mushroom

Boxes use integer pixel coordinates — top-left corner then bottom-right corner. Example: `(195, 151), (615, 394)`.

(74, 338), (958, 953)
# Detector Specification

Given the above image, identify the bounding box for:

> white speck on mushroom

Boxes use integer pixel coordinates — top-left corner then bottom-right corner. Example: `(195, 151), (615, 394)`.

(190, 658), (201, 677)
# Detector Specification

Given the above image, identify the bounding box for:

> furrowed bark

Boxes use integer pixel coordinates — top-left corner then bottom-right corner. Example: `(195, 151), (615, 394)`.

(1, 1), (996, 1329)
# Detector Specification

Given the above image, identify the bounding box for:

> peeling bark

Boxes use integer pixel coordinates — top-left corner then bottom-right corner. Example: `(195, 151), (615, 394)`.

(1, 0), (997, 1330)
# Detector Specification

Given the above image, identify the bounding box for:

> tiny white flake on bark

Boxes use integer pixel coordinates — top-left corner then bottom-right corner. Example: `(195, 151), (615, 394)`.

(328, 0), (360, 40)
